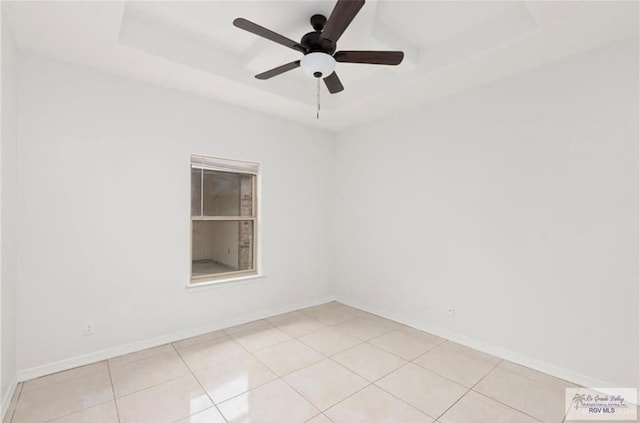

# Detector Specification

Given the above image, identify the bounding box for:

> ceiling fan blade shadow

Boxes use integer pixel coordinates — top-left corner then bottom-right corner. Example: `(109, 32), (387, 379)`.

(233, 18), (305, 53)
(255, 61), (301, 80)
(334, 50), (404, 65)
(323, 72), (344, 94)
(321, 0), (365, 48)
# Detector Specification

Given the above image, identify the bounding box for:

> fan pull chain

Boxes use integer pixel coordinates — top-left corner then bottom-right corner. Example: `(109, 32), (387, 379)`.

(316, 77), (321, 119)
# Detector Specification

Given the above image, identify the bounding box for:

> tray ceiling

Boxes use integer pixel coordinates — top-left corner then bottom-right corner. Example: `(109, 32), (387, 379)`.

(4, 1), (638, 131)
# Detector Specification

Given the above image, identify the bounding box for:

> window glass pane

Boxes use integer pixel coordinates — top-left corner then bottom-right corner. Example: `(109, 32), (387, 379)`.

(191, 168), (201, 217)
(191, 220), (254, 277)
(201, 170), (253, 217)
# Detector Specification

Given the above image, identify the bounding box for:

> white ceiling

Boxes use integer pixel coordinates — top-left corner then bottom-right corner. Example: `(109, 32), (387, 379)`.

(4, 1), (638, 132)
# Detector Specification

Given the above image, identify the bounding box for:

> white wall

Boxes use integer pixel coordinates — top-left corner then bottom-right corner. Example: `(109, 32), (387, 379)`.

(334, 38), (638, 388)
(11, 35), (639, 390)
(1, 8), (19, 406)
(16, 54), (335, 373)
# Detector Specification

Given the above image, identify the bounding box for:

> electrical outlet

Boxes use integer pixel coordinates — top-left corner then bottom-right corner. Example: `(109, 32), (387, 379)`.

(446, 305), (455, 317)
(84, 321), (95, 336)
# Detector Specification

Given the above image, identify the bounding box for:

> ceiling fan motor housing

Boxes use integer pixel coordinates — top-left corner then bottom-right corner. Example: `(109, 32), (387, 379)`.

(300, 15), (336, 55)
(299, 14), (337, 79)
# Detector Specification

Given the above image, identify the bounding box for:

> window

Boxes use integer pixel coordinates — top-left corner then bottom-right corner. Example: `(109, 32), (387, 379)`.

(190, 155), (259, 284)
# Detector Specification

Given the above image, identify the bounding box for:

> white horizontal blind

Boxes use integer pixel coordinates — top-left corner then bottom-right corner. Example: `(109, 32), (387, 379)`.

(191, 154), (259, 175)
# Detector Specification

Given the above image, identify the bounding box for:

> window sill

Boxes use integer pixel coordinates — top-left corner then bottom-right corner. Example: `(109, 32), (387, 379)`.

(186, 273), (265, 292)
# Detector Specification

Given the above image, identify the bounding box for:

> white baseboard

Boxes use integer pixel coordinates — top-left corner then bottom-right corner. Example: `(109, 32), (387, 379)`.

(16, 293), (622, 392)
(335, 295), (617, 389)
(17, 295), (335, 382)
(1, 375), (18, 422)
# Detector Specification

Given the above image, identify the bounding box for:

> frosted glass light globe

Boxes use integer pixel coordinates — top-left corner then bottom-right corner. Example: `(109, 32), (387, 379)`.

(300, 52), (337, 78)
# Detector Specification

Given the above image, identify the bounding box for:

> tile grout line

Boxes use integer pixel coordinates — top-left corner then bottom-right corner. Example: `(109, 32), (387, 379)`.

(363, 338), (436, 362)
(401, 339), (566, 422)
(431, 357), (505, 422)
(278, 324), (327, 339)
(38, 400), (115, 423)
(276, 374), (323, 417)
(562, 386), (593, 423)
(206, 308), (378, 418)
(407, 344), (499, 390)
(296, 330), (366, 358)
(496, 360), (580, 389)
(315, 382), (373, 419)
(171, 330), (228, 351)
(188, 369), (275, 412)
(324, 327), (526, 423)
(207, 318), (356, 414)
(369, 363), (446, 421)
(469, 361), (577, 422)
(198, 339), (287, 408)
(20, 374), (115, 423)
(194, 314), (349, 417)
(219, 317), (369, 413)
(471, 390), (547, 423)
(228, 323), (298, 355)
(461, 363), (549, 423)
(235, 306), (445, 421)
(106, 361), (121, 423)
(171, 342), (230, 423)
(17, 364), (107, 396)
(270, 314), (329, 338)
(6, 382), (23, 423)
(222, 319), (275, 336)
(178, 330), (293, 409)
(276, 341), (376, 415)
(106, 350), (190, 401)
(232, 313), (364, 381)
(111, 375), (187, 401)
(77, 346), (233, 419)
(298, 312), (438, 362)
(12, 306), (353, 422)
(317, 355), (434, 421)
(303, 412), (336, 423)
(11, 304), (372, 387)
(11, 302), (573, 423)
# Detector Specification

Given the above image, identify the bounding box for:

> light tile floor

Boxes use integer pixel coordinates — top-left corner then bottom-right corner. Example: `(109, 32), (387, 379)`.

(4, 302), (636, 423)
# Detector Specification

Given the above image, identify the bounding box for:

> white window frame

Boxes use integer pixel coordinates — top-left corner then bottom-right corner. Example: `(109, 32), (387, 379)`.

(189, 154), (261, 286)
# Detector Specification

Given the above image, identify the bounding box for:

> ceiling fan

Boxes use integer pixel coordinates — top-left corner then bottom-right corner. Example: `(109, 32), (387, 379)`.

(233, 0), (404, 94)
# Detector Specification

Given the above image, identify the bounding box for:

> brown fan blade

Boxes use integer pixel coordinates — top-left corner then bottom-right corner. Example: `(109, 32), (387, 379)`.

(323, 72), (344, 94)
(321, 0), (365, 47)
(334, 50), (404, 65)
(233, 18), (305, 53)
(255, 61), (301, 80)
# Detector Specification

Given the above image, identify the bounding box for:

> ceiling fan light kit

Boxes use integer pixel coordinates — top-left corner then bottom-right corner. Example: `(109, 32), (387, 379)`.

(300, 52), (337, 78)
(233, 0), (405, 97)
